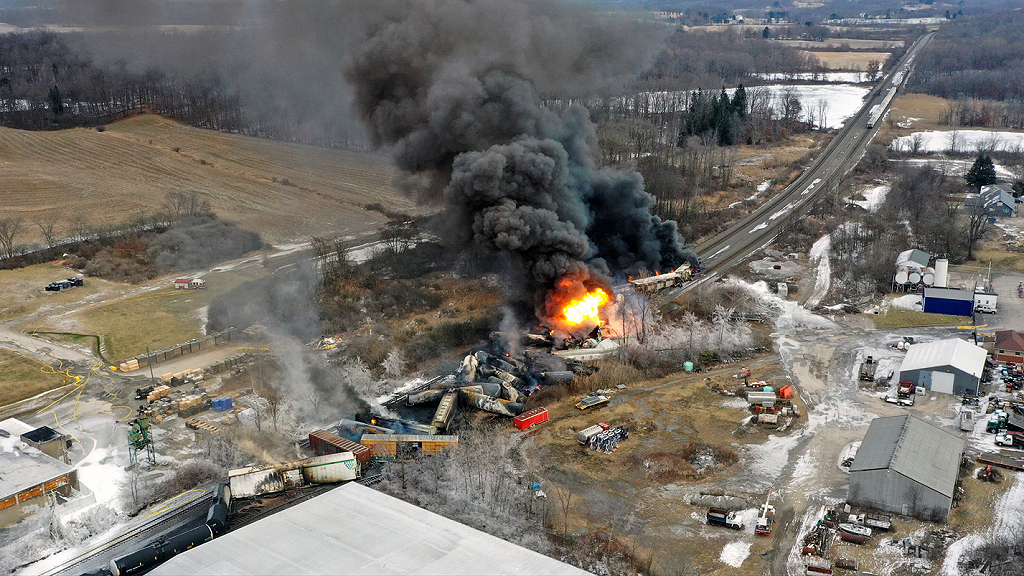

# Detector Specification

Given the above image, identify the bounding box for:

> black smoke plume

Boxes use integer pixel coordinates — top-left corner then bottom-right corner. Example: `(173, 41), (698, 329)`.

(346, 0), (699, 323)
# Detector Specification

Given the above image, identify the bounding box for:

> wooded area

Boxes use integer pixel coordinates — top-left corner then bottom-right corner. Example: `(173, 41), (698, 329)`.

(910, 10), (1024, 103)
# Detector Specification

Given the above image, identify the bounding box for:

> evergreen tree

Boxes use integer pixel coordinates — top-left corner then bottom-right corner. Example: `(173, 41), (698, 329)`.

(731, 84), (747, 119)
(965, 154), (997, 189)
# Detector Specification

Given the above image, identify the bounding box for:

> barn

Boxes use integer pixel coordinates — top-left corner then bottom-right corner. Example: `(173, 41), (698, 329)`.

(848, 415), (965, 523)
(149, 481), (588, 575)
(898, 338), (986, 396)
(922, 286), (974, 317)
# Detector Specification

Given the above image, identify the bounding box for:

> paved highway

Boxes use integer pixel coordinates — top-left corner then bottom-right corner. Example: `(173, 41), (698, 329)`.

(659, 31), (935, 308)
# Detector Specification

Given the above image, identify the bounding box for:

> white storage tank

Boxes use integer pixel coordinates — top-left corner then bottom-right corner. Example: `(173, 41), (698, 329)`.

(934, 259), (949, 288)
(922, 267), (935, 286)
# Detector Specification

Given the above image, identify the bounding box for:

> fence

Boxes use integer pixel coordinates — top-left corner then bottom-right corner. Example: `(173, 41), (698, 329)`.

(119, 327), (236, 372)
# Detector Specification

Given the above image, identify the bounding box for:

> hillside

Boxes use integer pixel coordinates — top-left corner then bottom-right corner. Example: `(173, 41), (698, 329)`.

(0, 114), (418, 244)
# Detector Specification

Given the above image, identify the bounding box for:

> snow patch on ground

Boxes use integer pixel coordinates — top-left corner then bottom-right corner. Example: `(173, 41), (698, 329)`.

(891, 130), (1024, 154)
(806, 234), (831, 308)
(848, 184), (890, 212)
(941, 471), (1024, 573)
(745, 433), (806, 483)
(75, 446), (129, 508)
(721, 398), (749, 409)
(719, 541), (752, 567)
(891, 294), (922, 311)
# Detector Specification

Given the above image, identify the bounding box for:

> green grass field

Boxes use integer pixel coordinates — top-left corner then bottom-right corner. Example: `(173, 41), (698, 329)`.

(69, 256), (272, 361)
(0, 350), (71, 407)
(870, 306), (970, 329)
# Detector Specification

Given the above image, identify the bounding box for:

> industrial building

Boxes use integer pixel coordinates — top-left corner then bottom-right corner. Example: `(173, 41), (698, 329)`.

(898, 338), (986, 396)
(848, 415), (965, 522)
(922, 286), (974, 317)
(150, 481), (589, 575)
(0, 419), (81, 528)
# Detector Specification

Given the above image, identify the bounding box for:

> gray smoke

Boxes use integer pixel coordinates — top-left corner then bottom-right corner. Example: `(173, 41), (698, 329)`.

(346, 0), (697, 322)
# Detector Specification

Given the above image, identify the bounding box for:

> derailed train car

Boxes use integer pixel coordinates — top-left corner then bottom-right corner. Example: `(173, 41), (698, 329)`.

(228, 451), (360, 499)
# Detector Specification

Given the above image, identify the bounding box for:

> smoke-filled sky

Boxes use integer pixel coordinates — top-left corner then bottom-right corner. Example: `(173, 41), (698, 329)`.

(51, 0), (698, 324)
(344, 0), (698, 323)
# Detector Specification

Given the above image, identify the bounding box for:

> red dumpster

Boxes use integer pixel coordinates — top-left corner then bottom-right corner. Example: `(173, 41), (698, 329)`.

(513, 407), (549, 430)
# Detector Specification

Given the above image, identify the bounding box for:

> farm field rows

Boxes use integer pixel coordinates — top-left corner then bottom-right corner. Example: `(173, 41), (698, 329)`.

(0, 114), (419, 244)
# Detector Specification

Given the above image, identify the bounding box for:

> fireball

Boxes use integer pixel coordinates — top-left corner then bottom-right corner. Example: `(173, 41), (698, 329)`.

(562, 288), (611, 325)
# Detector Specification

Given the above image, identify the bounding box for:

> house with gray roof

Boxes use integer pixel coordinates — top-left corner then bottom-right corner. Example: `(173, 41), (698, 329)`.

(848, 414), (965, 522)
(965, 184), (1017, 218)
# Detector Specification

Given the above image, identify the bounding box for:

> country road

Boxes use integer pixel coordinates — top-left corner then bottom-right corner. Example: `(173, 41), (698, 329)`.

(658, 31), (935, 310)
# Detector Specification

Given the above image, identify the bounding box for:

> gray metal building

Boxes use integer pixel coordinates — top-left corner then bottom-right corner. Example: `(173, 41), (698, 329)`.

(898, 338), (987, 396)
(848, 415), (965, 522)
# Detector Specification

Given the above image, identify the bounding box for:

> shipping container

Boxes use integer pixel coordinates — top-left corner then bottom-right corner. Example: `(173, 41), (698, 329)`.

(513, 407), (549, 430)
(309, 429), (372, 468)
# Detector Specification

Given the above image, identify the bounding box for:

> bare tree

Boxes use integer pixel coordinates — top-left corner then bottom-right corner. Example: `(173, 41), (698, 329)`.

(964, 199), (991, 261)
(0, 217), (23, 259)
(67, 217), (90, 243)
(556, 487), (574, 537)
(948, 130), (963, 154)
(34, 213), (60, 256)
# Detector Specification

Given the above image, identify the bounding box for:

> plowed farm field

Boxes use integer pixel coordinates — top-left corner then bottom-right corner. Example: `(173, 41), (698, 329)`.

(0, 114), (419, 244)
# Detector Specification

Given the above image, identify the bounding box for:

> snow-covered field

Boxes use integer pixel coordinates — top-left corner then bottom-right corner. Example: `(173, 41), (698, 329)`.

(891, 130), (1024, 154)
(897, 158), (1020, 180)
(754, 72), (872, 83)
(631, 84), (870, 130)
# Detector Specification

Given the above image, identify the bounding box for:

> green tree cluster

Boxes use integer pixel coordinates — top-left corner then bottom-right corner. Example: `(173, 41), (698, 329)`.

(678, 85), (748, 147)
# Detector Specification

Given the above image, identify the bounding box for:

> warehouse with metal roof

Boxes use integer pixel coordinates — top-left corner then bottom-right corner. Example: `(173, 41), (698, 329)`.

(848, 415), (965, 522)
(898, 338), (987, 396)
(151, 481), (590, 575)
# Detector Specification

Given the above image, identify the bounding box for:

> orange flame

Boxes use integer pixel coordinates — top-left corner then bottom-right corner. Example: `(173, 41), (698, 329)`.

(563, 289), (611, 325)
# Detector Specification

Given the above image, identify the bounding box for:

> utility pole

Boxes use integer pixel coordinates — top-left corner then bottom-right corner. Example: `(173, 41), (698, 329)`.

(146, 346), (155, 382)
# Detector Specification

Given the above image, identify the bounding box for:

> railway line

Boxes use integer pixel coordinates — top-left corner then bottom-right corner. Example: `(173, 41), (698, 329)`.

(657, 31), (934, 308)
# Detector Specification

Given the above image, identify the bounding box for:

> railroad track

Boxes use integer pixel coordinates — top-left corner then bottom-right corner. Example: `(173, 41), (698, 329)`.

(657, 31), (934, 308)
(45, 486), (217, 576)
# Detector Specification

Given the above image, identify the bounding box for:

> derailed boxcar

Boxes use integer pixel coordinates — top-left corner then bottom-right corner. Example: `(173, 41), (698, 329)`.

(360, 434), (459, 461)
(309, 429), (372, 468)
(301, 452), (359, 484)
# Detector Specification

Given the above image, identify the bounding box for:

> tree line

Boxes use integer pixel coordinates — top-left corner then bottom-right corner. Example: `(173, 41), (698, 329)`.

(909, 9), (1024, 102)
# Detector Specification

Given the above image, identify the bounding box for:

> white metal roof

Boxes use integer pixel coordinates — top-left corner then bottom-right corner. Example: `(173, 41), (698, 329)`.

(0, 418), (76, 500)
(899, 338), (987, 379)
(150, 482), (590, 575)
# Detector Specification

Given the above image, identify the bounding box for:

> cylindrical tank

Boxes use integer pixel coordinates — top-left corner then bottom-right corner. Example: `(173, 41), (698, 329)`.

(935, 258), (949, 288)
(684, 361), (694, 372)
(460, 391), (525, 417)
(922, 267), (935, 286)
(407, 388), (447, 406)
(840, 531), (868, 545)
(908, 271), (921, 284)
(540, 371), (575, 383)
(895, 270), (909, 284)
